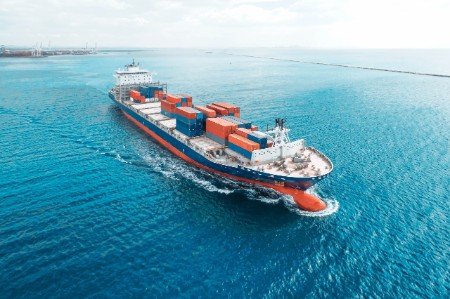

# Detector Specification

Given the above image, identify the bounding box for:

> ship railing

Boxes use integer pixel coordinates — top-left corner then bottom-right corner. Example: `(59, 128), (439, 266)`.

(307, 147), (333, 171)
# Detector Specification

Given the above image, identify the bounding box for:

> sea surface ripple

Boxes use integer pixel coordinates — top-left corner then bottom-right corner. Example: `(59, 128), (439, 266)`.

(0, 49), (449, 298)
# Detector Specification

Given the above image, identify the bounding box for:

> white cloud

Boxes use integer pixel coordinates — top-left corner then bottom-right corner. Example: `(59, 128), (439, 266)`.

(0, 0), (449, 48)
(197, 5), (297, 24)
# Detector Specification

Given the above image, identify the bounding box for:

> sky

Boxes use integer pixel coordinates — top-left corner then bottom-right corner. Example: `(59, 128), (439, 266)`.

(1, 0), (449, 49)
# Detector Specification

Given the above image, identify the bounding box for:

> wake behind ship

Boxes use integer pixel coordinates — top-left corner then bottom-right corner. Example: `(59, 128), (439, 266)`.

(108, 61), (333, 211)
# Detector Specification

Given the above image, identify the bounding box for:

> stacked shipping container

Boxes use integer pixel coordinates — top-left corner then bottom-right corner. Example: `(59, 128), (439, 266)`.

(175, 107), (204, 137)
(155, 90), (166, 100)
(194, 106), (216, 118)
(150, 94), (268, 152)
(178, 94), (193, 106)
(161, 100), (177, 117)
(205, 118), (238, 145)
(213, 102), (241, 118)
(130, 90), (145, 103)
(220, 116), (252, 129)
(228, 134), (260, 159)
(235, 128), (268, 149)
(206, 104), (229, 116)
(139, 86), (164, 98)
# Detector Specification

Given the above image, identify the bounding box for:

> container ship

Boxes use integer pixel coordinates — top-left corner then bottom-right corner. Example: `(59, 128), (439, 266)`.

(108, 61), (333, 211)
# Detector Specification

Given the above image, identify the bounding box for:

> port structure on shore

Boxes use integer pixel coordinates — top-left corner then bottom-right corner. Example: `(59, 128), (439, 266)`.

(0, 42), (98, 58)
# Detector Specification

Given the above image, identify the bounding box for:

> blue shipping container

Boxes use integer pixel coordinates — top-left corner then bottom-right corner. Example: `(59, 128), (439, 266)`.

(176, 115), (203, 127)
(161, 110), (176, 118)
(220, 116), (252, 129)
(205, 132), (227, 145)
(184, 107), (203, 118)
(176, 124), (203, 137)
(228, 143), (252, 159)
(176, 119), (203, 130)
(247, 132), (268, 148)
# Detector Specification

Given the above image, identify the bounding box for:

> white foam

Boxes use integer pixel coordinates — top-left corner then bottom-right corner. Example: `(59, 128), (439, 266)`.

(121, 138), (339, 215)
(282, 186), (340, 217)
(115, 153), (132, 164)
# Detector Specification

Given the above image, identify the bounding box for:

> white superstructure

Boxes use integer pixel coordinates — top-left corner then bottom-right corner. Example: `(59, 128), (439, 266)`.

(114, 60), (153, 86)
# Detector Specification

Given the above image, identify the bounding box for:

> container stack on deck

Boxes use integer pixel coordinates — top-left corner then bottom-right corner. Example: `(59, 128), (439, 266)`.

(147, 94), (269, 156)
(130, 90), (145, 103)
(161, 94), (192, 117)
(236, 128), (268, 149)
(205, 118), (238, 145)
(178, 94), (193, 107)
(213, 102), (241, 118)
(155, 90), (166, 101)
(161, 100), (177, 117)
(139, 86), (164, 99)
(220, 116), (252, 129)
(175, 107), (204, 137)
(193, 105), (216, 127)
(228, 134), (260, 159)
(206, 104), (229, 116)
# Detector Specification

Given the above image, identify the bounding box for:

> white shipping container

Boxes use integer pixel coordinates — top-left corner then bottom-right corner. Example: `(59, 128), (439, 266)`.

(132, 102), (161, 109)
(140, 108), (161, 115)
(148, 113), (169, 122)
(173, 130), (190, 142)
(160, 119), (177, 129)
(190, 136), (222, 151)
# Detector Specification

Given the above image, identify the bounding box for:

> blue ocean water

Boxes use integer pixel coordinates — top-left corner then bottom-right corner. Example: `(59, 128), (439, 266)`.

(0, 49), (449, 298)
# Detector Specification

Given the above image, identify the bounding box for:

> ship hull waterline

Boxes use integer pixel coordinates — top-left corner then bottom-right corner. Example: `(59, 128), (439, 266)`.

(114, 99), (327, 212)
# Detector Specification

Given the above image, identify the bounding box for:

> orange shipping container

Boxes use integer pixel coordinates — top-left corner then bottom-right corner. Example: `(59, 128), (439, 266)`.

(154, 90), (163, 98)
(206, 118), (237, 139)
(251, 125), (258, 131)
(206, 104), (228, 116)
(194, 106), (216, 118)
(214, 102), (239, 114)
(157, 92), (166, 101)
(228, 134), (260, 151)
(235, 128), (251, 138)
(130, 90), (141, 99)
(161, 100), (176, 113)
(267, 140), (274, 148)
(166, 94), (182, 104)
(178, 93), (193, 103)
(176, 107), (197, 120)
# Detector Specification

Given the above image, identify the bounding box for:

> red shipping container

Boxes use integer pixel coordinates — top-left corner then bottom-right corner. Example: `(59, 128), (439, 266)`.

(194, 106), (216, 118)
(234, 112), (241, 118)
(236, 128), (251, 138)
(176, 107), (197, 120)
(228, 134), (260, 151)
(166, 94), (182, 104)
(206, 104), (228, 116)
(251, 125), (258, 131)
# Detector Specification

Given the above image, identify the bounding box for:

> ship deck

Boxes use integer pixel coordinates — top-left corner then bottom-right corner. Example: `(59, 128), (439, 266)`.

(116, 95), (333, 180)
